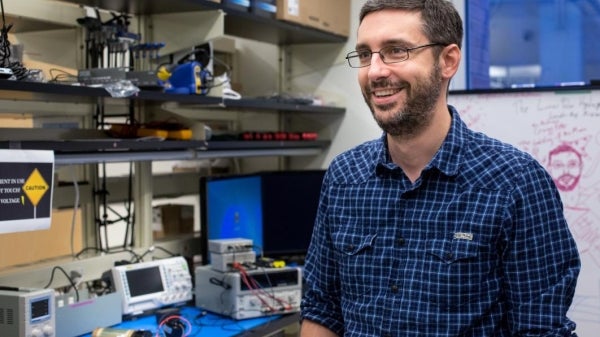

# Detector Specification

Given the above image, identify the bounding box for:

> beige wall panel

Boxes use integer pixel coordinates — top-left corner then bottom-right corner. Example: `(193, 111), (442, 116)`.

(0, 209), (82, 270)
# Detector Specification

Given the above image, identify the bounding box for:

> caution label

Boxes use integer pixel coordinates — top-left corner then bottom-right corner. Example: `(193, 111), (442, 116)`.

(23, 168), (49, 207)
(0, 150), (54, 233)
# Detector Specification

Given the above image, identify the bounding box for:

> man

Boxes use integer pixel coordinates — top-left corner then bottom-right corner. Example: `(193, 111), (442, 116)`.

(548, 143), (583, 193)
(300, 0), (581, 336)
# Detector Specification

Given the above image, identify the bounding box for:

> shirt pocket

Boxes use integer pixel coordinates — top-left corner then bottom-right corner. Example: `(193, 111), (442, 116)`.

(421, 238), (496, 310)
(429, 238), (479, 263)
(331, 230), (378, 296)
(334, 232), (377, 256)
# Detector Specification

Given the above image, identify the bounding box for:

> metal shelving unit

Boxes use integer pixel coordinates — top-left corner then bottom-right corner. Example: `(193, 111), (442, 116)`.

(0, 0), (347, 287)
(55, 0), (347, 45)
(0, 80), (341, 165)
(0, 80), (345, 113)
(1, 138), (330, 165)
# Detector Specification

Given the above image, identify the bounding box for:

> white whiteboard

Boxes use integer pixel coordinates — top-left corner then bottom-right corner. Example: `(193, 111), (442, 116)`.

(449, 88), (600, 336)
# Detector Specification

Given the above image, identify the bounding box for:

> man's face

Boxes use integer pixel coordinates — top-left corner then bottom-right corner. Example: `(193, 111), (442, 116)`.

(549, 150), (582, 192)
(356, 9), (444, 137)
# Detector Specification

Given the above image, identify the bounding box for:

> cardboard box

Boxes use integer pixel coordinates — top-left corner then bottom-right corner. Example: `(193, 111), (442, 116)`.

(276, 0), (349, 37)
(319, 0), (350, 37)
(153, 204), (194, 239)
(276, 0), (313, 28)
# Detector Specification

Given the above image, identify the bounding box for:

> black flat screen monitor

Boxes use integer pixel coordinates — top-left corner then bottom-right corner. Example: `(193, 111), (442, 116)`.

(199, 170), (325, 264)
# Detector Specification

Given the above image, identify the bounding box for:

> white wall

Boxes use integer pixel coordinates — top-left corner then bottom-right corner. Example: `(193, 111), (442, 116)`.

(289, 0), (378, 167)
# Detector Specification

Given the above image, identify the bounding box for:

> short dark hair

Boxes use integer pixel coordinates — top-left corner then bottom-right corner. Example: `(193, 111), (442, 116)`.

(359, 0), (463, 49)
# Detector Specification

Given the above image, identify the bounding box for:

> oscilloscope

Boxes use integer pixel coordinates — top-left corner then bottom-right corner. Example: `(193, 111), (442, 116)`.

(111, 256), (193, 316)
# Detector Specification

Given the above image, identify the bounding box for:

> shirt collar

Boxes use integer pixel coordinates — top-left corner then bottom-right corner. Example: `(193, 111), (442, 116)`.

(375, 105), (466, 177)
(426, 105), (464, 177)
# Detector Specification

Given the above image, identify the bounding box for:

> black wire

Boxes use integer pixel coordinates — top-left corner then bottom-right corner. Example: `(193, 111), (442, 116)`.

(43, 266), (80, 302)
(152, 246), (178, 256)
(0, 0), (28, 80)
(109, 247), (142, 262)
(0, 0), (11, 68)
(98, 163), (109, 251)
(74, 246), (142, 263)
(74, 246), (106, 259)
(0, 0), (5, 27)
(135, 249), (151, 263)
(136, 246), (178, 262)
(122, 162), (134, 248)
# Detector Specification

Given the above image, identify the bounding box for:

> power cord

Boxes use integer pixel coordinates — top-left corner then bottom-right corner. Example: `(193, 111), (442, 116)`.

(42, 265), (80, 302)
(156, 314), (192, 337)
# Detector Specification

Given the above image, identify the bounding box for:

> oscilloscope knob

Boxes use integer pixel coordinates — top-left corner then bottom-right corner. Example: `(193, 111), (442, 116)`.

(42, 324), (55, 336)
(31, 327), (43, 337)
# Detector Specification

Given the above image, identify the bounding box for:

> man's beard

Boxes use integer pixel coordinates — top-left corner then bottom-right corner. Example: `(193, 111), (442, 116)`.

(364, 63), (443, 137)
(554, 174), (581, 192)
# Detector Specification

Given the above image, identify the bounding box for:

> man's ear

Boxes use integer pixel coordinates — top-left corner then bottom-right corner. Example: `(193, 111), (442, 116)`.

(439, 44), (461, 79)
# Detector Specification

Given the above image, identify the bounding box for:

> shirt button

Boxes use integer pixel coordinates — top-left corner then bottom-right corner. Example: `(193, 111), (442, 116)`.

(390, 284), (399, 293)
(383, 333), (392, 337)
(396, 237), (406, 246)
(445, 252), (453, 260)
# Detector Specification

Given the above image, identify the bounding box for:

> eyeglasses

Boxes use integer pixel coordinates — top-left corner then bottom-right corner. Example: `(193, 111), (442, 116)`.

(345, 43), (443, 68)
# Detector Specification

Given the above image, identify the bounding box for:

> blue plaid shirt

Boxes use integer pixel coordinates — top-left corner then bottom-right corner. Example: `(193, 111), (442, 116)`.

(301, 106), (580, 337)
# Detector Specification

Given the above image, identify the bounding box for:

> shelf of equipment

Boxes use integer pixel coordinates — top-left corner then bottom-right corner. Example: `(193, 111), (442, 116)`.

(50, 0), (347, 45)
(0, 80), (342, 165)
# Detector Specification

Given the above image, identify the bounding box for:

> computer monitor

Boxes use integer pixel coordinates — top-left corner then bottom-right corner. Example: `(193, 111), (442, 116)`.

(199, 170), (325, 264)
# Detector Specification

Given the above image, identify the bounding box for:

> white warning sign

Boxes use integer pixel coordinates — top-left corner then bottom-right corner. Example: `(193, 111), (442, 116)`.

(0, 150), (54, 233)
